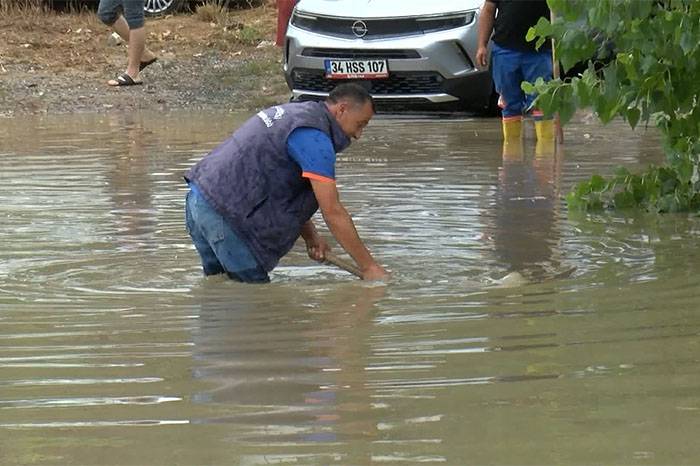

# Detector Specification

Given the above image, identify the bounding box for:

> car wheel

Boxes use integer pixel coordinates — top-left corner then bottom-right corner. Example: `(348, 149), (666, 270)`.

(144, 0), (183, 16)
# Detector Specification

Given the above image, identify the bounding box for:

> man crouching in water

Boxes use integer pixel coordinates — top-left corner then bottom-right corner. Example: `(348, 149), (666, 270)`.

(184, 83), (389, 283)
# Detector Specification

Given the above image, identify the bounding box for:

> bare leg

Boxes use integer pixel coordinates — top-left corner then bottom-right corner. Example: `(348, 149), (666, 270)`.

(125, 26), (146, 79)
(110, 15), (131, 42)
(110, 15), (156, 71)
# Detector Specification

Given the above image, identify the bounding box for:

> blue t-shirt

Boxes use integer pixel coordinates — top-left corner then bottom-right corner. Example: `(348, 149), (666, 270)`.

(286, 127), (336, 183)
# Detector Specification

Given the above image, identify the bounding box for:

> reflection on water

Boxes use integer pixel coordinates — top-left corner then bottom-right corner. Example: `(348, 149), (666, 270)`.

(2, 111), (700, 465)
(189, 283), (383, 463)
(490, 138), (562, 281)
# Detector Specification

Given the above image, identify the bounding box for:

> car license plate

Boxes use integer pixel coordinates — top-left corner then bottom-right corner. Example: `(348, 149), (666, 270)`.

(324, 59), (388, 79)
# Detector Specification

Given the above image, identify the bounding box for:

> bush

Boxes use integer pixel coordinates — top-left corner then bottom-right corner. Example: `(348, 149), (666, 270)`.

(526, 0), (700, 213)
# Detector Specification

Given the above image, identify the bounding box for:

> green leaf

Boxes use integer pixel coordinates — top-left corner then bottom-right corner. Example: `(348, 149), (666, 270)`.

(526, 26), (537, 43)
(676, 158), (693, 184)
(573, 76), (593, 106)
(589, 174), (607, 192)
(615, 167), (631, 178)
(613, 190), (636, 209)
(521, 81), (536, 94)
(566, 191), (585, 210)
(558, 93), (577, 125)
(626, 107), (641, 129)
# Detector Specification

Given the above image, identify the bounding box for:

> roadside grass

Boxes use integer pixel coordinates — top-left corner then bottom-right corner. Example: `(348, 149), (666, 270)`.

(0, 7), (108, 73)
(195, 2), (229, 23)
(1, 0), (55, 29)
(191, 0), (288, 108)
(1, 0), (277, 68)
(238, 53), (280, 75)
(1, 0), (44, 15)
(195, 0), (268, 47)
(1, 0), (100, 22)
(212, 47), (289, 109)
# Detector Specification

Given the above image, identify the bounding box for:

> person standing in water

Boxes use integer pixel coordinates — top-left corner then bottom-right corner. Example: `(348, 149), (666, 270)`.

(476, 0), (554, 141)
(184, 83), (389, 283)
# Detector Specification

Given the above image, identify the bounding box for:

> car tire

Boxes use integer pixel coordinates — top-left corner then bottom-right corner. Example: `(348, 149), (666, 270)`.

(461, 90), (500, 117)
(482, 88), (501, 117)
(144, 0), (183, 16)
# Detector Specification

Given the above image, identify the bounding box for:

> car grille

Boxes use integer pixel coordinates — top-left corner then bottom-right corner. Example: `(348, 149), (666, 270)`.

(291, 14), (471, 39)
(292, 69), (444, 95)
(296, 95), (460, 112)
(301, 48), (420, 59)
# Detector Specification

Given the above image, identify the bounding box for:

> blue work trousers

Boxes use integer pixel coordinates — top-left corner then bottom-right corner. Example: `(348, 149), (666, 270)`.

(491, 42), (553, 119)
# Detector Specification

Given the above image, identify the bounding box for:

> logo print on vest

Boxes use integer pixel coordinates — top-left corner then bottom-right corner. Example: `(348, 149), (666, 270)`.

(257, 106), (286, 128)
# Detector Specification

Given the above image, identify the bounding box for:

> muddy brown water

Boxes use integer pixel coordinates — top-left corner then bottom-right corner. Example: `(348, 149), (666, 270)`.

(1, 111), (700, 465)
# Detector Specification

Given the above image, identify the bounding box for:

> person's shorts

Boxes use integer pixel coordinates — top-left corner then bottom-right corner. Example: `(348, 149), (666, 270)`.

(97, 0), (145, 29)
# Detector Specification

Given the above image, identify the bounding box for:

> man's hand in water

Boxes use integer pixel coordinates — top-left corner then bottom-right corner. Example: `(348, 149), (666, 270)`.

(305, 236), (331, 262)
(362, 263), (390, 281)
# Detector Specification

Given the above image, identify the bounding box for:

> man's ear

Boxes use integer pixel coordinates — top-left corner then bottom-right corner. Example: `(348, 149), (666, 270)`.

(336, 101), (349, 116)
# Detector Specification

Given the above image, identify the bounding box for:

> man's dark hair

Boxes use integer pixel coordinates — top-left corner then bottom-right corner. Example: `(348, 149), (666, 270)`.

(327, 83), (375, 112)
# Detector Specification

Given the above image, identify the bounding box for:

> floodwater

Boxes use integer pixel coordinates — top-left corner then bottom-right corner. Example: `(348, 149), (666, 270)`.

(1, 110), (700, 465)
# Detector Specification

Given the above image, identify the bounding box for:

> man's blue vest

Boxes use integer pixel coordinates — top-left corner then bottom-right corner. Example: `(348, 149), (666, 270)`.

(185, 101), (351, 272)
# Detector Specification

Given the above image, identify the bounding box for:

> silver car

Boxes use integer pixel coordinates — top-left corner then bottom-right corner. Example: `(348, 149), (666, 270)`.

(283, 0), (497, 114)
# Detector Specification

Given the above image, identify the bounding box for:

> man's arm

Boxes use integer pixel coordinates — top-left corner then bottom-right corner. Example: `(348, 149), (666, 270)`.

(309, 178), (388, 281)
(476, 0), (497, 68)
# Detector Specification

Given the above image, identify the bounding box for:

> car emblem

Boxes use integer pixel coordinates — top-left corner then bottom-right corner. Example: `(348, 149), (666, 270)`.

(351, 20), (368, 38)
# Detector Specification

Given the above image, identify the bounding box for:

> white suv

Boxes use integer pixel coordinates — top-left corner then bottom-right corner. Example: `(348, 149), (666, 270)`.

(283, 0), (497, 114)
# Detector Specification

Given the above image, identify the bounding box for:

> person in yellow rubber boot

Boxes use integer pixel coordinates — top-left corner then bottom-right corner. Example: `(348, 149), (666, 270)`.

(476, 0), (553, 141)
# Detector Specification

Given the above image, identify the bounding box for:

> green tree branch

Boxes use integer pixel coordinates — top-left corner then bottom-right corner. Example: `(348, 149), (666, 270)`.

(526, 0), (700, 212)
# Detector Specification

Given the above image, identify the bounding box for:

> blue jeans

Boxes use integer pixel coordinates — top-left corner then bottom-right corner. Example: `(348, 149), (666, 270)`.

(185, 186), (270, 283)
(491, 42), (553, 119)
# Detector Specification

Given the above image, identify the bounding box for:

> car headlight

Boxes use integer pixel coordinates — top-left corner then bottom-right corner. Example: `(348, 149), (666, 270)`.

(290, 10), (319, 31)
(416, 11), (476, 32)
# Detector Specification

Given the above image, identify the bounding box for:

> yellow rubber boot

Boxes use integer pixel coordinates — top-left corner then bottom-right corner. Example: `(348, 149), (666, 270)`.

(502, 118), (522, 140)
(534, 119), (554, 142)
